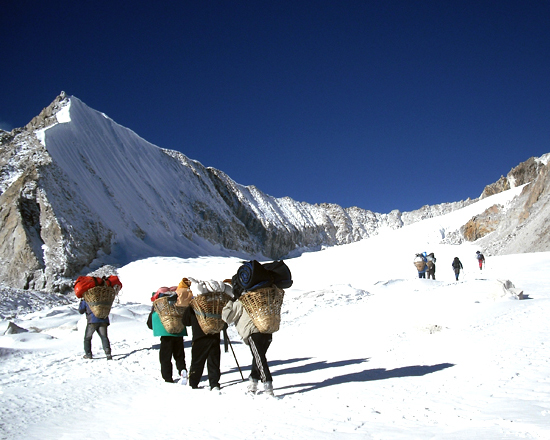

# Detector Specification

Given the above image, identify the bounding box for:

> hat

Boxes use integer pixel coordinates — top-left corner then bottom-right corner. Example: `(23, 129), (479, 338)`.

(179, 278), (192, 288)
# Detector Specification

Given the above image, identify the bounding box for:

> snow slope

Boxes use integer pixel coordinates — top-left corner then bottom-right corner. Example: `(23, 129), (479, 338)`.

(41, 96), (245, 260)
(1, 187), (549, 439)
(2, 94), (479, 292)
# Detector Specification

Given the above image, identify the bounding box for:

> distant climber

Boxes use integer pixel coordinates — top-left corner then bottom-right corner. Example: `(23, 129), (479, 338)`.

(426, 253), (436, 280)
(452, 257), (463, 281)
(414, 253), (428, 279)
(476, 251), (485, 270)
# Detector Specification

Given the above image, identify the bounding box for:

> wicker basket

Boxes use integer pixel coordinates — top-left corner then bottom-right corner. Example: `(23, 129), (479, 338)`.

(190, 291), (231, 335)
(239, 286), (284, 333)
(83, 286), (117, 319)
(153, 296), (186, 334)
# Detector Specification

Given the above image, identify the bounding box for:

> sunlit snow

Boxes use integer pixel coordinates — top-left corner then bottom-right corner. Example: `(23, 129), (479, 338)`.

(1, 186), (549, 439)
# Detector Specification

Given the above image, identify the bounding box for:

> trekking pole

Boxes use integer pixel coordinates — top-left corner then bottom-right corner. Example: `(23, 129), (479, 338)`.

(223, 329), (245, 381)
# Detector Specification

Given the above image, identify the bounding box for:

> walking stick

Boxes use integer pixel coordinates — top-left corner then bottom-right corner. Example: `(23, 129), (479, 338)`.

(223, 329), (245, 381)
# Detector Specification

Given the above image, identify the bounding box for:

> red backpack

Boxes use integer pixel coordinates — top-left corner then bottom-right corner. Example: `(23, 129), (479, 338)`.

(74, 275), (123, 298)
(74, 276), (104, 298)
(105, 275), (123, 292)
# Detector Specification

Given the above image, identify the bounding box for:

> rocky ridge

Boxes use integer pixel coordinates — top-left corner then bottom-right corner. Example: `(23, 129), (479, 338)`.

(475, 155), (550, 255)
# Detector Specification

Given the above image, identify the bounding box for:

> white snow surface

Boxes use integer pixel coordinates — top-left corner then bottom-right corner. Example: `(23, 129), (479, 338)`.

(1, 190), (550, 440)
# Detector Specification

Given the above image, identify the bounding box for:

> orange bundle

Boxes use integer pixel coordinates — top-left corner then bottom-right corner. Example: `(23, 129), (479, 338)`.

(74, 276), (104, 299)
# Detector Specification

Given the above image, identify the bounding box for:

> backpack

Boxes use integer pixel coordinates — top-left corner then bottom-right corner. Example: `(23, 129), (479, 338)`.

(233, 260), (293, 297)
(151, 286), (177, 302)
(74, 276), (105, 298)
(262, 260), (293, 289)
(105, 275), (123, 292)
(75, 275), (123, 298)
(413, 254), (426, 271)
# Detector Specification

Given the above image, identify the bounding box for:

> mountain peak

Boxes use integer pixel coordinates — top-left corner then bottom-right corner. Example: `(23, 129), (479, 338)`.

(25, 92), (70, 132)
(0, 95), (548, 293)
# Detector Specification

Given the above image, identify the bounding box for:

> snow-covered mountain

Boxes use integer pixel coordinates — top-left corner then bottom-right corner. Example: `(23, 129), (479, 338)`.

(0, 93), (548, 293)
(2, 203), (550, 439)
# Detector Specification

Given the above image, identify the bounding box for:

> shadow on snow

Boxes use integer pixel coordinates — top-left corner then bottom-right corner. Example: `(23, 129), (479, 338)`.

(274, 361), (455, 396)
(218, 354), (455, 394)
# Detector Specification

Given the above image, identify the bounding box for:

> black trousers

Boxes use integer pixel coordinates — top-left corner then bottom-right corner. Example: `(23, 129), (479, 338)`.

(454, 268), (461, 280)
(159, 336), (186, 382)
(188, 336), (221, 388)
(84, 323), (111, 356)
(248, 332), (272, 383)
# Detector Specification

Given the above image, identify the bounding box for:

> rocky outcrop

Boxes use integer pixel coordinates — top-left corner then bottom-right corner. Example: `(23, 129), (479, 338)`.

(475, 159), (550, 255)
(480, 155), (549, 199)
(0, 167), (45, 290)
(518, 162), (550, 222)
(401, 199), (475, 225)
(0, 130), (112, 293)
(0, 97), (113, 293)
(3, 321), (28, 334)
(0, 127), (53, 291)
(25, 92), (68, 131)
(461, 204), (503, 241)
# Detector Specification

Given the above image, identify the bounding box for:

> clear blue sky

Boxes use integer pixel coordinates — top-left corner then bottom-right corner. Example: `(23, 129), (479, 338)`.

(2, 1), (549, 213)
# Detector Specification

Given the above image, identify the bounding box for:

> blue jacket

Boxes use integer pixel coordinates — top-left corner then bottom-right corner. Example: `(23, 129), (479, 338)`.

(79, 300), (109, 325)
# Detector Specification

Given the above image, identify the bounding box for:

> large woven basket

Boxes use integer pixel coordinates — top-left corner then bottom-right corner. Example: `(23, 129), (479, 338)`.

(83, 286), (117, 319)
(239, 286), (284, 333)
(190, 291), (231, 335)
(153, 296), (186, 334)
